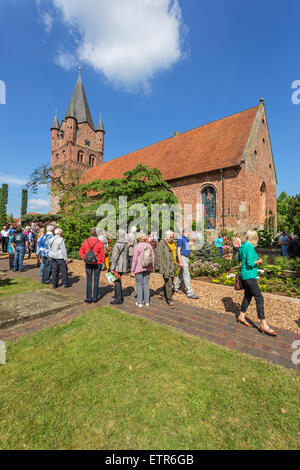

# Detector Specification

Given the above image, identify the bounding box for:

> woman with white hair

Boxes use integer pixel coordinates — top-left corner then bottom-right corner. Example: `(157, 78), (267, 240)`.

(237, 230), (278, 336)
(155, 230), (176, 308)
(49, 228), (69, 288)
(131, 232), (155, 307)
(110, 229), (129, 304)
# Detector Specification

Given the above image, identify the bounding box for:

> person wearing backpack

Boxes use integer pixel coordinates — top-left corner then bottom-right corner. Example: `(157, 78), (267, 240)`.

(110, 229), (129, 305)
(131, 232), (155, 308)
(79, 228), (105, 303)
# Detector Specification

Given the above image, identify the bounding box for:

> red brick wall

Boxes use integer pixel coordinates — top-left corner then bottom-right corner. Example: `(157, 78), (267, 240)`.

(168, 105), (277, 236)
(169, 167), (247, 237)
(243, 106), (277, 229)
(50, 120), (104, 213)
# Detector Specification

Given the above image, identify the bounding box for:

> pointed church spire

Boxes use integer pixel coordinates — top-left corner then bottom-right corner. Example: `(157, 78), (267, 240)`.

(51, 111), (60, 130)
(96, 112), (105, 133)
(64, 68), (95, 129)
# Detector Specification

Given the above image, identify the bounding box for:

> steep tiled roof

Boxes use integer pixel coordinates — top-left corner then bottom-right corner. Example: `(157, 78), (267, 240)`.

(82, 105), (259, 184)
(64, 73), (95, 130)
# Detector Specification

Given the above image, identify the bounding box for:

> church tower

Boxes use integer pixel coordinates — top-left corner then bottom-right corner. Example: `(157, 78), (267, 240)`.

(50, 68), (105, 213)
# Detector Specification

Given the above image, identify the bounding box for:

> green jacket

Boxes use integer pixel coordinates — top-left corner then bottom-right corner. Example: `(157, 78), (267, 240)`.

(237, 241), (258, 280)
(155, 240), (176, 278)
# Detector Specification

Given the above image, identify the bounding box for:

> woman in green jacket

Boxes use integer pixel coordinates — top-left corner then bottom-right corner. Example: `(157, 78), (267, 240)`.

(237, 230), (278, 336)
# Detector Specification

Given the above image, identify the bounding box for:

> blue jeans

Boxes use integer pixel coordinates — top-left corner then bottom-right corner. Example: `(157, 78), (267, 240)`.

(218, 247), (224, 257)
(42, 256), (52, 283)
(13, 246), (25, 271)
(40, 259), (44, 277)
(281, 245), (288, 257)
(135, 271), (150, 304)
(85, 264), (102, 302)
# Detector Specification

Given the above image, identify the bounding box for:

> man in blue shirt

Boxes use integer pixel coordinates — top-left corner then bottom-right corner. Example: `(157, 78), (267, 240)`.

(279, 232), (289, 257)
(173, 229), (199, 299)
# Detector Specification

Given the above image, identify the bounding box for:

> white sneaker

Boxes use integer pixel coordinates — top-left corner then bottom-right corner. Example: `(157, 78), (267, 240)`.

(136, 302), (143, 308)
(145, 303), (150, 307)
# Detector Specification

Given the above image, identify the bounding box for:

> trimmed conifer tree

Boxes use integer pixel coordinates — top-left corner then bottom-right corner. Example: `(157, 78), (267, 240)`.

(21, 188), (28, 217)
(0, 184), (8, 227)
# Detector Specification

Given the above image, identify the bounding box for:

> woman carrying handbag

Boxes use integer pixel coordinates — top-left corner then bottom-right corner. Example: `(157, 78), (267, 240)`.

(110, 229), (129, 305)
(236, 230), (278, 337)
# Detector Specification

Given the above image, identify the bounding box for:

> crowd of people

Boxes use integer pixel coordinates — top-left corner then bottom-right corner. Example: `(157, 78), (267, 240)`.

(278, 232), (300, 258)
(3, 222), (299, 337)
(214, 230), (300, 259)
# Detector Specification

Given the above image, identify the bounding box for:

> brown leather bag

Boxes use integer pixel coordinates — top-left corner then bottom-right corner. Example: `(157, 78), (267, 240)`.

(234, 274), (244, 291)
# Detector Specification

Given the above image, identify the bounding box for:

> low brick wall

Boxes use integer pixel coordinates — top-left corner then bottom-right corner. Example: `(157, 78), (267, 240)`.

(257, 248), (281, 264)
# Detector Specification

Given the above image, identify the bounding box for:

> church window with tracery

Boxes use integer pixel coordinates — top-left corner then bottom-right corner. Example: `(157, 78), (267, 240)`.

(201, 186), (216, 229)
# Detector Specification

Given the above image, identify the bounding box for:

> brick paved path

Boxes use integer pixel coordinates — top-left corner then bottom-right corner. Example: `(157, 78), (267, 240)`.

(0, 258), (299, 371)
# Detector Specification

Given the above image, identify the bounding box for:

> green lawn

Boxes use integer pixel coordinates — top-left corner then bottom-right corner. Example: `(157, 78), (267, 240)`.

(0, 277), (47, 297)
(0, 306), (299, 450)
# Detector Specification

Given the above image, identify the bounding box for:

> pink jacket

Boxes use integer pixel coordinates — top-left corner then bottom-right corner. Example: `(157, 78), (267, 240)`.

(131, 242), (155, 274)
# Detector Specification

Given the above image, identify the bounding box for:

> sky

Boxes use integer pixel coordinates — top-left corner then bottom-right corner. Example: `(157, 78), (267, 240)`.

(0, 0), (299, 217)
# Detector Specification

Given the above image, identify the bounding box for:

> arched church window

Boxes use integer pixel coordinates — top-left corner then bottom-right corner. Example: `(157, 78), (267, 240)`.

(89, 155), (95, 167)
(201, 186), (216, 230)
(77, 151), (84, 163)
(260, 182), (266, 220)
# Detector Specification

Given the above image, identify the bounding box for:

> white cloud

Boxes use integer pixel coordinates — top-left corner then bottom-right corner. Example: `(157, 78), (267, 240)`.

(40, 0), (186, 90)
(0, 174), (27, 186)
(28, 198), (50, 211)
(41, 11), (54, 33)
(36, 0), (54, 33)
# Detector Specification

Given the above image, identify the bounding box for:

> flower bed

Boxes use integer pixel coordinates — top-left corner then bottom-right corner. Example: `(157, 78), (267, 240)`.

(189, 247), (300, 298)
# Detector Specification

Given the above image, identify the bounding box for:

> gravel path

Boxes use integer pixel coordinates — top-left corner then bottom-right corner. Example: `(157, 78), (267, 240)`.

(5, 254), (300, 335)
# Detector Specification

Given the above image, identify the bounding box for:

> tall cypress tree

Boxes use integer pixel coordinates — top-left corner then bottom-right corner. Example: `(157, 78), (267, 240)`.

(21, 188), (28, 217)
(0, 184), (8, 227)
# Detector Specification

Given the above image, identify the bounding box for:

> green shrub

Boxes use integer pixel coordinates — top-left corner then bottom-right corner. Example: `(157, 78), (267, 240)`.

(59, 215), (98, 254)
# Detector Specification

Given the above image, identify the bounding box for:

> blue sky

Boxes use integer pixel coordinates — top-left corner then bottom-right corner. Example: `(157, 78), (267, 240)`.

(0, 0), (299, 217)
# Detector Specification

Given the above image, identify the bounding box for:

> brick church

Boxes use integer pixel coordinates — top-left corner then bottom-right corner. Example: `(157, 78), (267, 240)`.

(51, 70), (277, 236)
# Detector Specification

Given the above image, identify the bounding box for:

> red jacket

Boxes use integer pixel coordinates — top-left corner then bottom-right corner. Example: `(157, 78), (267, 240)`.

(79, 237), (105, 265)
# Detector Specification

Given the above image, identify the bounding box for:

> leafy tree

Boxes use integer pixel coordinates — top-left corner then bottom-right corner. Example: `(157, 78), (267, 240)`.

(288, 194), (300, 235)
(21, 189), (28, 217)
(277, 192), (292, 232)
(26, 163), (83, 213)
(61, 164), (179, 234)
(0, 184), (8, 227)
(277, 192), (300, 235)
(58, 215), (98, 256)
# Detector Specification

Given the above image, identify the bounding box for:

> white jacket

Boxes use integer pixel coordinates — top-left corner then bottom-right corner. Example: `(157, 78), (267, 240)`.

(49, 235), (68, 261)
